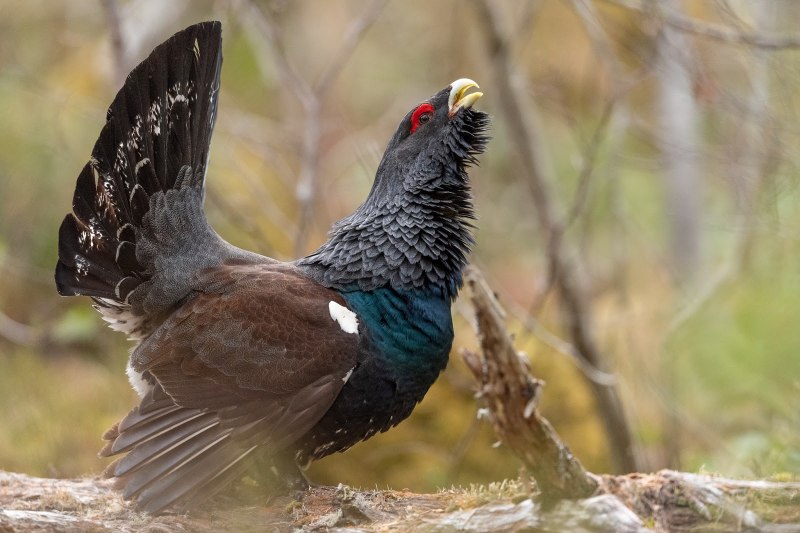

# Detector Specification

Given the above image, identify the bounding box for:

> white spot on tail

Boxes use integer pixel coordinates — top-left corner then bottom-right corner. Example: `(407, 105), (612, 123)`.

(74, 256), (89, 276)
(126, 360), (153, 398)
(134, 158), (150, 175)
(148, 100), (162, 135)
(328, 301), (359, 335)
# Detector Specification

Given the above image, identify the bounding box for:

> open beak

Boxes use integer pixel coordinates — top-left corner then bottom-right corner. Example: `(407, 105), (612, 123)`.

(448, 78), (483, 116)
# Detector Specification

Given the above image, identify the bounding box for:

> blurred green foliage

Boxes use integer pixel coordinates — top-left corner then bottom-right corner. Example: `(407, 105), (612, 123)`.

(669, 243), (800, 476)
(0, 0), (798, 492)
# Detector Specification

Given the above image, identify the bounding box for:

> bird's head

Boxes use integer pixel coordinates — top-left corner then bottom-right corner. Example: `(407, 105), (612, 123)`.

(299, 79), (489, 294)
(366, 78), (490, 207)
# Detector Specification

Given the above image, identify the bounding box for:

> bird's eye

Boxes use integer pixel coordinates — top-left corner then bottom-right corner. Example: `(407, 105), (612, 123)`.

(410, 103), (435, 134)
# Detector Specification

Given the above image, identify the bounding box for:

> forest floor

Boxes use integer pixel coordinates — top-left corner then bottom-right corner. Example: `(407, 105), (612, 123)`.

(1, 469), (799, 532)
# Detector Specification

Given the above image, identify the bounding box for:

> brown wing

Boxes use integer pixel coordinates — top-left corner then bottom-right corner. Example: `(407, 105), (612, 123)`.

(101, 262), (359, 513)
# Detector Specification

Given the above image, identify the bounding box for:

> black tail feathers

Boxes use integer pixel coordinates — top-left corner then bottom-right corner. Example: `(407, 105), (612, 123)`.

(56, 22), (223, 304)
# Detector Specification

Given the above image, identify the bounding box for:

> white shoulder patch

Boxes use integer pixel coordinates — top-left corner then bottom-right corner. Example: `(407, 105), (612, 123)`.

(328, 301), (359, 335)
(342, 367), (355, 383)
(126, 360), (153, 398)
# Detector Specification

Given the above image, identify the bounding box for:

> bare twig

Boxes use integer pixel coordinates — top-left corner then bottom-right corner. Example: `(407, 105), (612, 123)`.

(294, 104), (323, 256)
(666, 259), (735, 337)
(244, 2), (313, 106)
(733, 3), (775, 271)
(0, 309), (37, 347)
(474, 0), (640, 473)
(475, 2), (558, 236)
(100, 0), (126, 85)
(602, 0), (800, 50)
(314, 0), (388, 95)
(205, 186), (277, 255)
(570, 0), (624, 84)
(461, 266), (599, 502)
(564, 98), (616, 229)
(462, 270), (617, 389)
(474, 0), (562, 315)
(567, 0), (643, 230)
(0, 253), (57, 287)
(229, 155), (300, 242)
(512, 0), (546, 57)
(217, 108), (298, 188)
(512, 308), (618, 387)
(444, 414), (481, 482)
(242, 0), (388, 256)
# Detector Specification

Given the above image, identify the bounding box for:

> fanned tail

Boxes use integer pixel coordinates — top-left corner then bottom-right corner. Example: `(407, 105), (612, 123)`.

(55, 22), (223, 338)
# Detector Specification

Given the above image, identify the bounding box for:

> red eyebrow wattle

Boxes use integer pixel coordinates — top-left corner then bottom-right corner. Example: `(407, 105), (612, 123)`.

(410, 103), (434, 133)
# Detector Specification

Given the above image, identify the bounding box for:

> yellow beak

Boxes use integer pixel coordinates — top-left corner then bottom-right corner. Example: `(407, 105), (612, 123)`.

(448, 78), (483, 116)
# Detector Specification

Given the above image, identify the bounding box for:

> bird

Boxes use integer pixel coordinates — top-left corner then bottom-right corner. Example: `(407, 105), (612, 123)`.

(55, 21), (489, 514)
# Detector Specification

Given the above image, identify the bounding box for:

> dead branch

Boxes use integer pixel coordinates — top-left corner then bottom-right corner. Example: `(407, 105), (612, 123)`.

(461, 266), (600, 503)
(473, 0), (640, 474)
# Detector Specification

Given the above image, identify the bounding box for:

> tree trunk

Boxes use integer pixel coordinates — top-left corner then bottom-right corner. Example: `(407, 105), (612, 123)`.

(656, 0), (702, 283)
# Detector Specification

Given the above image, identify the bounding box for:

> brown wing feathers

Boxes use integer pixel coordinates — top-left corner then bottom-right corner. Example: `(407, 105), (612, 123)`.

(101, 382), (344, 513)
(99, 264), (359, 513)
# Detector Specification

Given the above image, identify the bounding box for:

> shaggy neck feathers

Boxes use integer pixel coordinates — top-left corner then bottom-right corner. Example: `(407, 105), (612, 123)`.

(297, 177), (473, 299)
(298, 108), (488, 299)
